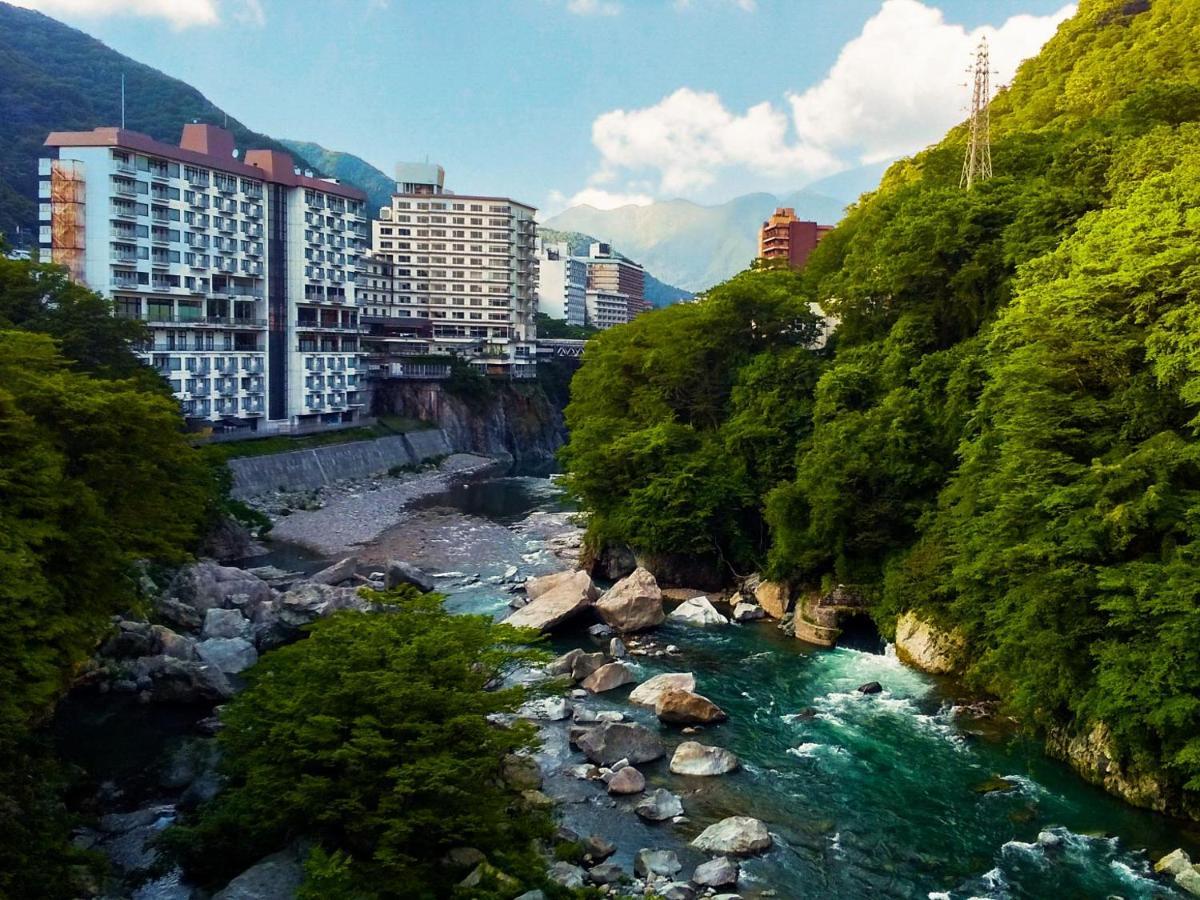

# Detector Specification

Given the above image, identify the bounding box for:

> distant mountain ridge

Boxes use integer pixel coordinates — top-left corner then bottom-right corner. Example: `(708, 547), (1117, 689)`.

(544, 188), (852, 292)
(279, 140), (395, 218)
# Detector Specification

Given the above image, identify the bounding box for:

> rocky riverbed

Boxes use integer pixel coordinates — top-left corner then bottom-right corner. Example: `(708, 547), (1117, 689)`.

(57, 473), (1200, 899)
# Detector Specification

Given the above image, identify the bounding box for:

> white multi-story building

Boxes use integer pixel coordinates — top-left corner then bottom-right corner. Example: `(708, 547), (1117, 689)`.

(39, 125), (368, 433)
(535, 239), (585, 327)
(372, 162), (539, 377)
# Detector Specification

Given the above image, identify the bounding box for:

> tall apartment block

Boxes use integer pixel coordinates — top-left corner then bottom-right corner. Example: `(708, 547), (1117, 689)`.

(535, 239), (586, 327)
(370, 163), (539, 377)
(758, 207), (832, 269)
(580, 241), (647, 330)
(39, 124), (368, 433)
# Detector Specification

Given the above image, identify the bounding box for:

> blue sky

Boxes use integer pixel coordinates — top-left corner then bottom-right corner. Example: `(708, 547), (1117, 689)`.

(13, 0), (1075, 214)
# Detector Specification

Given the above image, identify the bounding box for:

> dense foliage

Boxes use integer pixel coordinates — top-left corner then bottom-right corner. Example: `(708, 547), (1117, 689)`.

(0, 250), (217, 896)
(164, 589), (557, 899)
(562, 0), (1200, 808)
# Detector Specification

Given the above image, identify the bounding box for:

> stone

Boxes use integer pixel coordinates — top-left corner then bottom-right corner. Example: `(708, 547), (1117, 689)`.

(635, 788), (684, 822)
(514, 893), (546, 900)
(384, 559), (435, 593)
(1156, 849), (1193, 876)
(501, 753), (543, 791)
(635, 849), (682, 878)
(547, 861), (586, 889)
(690, 816), (772, 856)
(584, 834), (617, 861)
(519, 789), (554, 810)
(202, 608), (251, 641)
(149, 624), (198, 660)
(518, 697), (571, 721)
(272, 583), (367, 632)
(594, 543), (637, 581)
(609, 636), (628, 658)
(857, 681), (883, 695)
(526, 569), (588, 601)
(571, 651), (608, 682)
(670, 595), (728, 626)
(1177, 867), (1200, 897)
(100, 621), (153, 658)
(546, 648), (583, 677)
(201, 515), (259, 562)
(606, 766), (646, 795)
(670, 742), (740, 777)
(753, 581), (791, 619)
(656, 690), (728, 725)
(576, 722), (666, 766)
(588, 861), (626, 885)
(504, 571), (597, 632)
(308, 556), (358, 586)
(460, 862), (519, 891)
(574, 707), (599, 724)
(443, 847), (486, 869)
(596, 567), (666, 632)
(133, 655), (233, 703)
(693, 856), (739, 888)
(213, 847), (304, 900)
(629, 672), (696, 708)
(156, 597), (204, 632)
(195, 637), (258, 675)
(581, 661), (636, 693)
(660, 884), (696, 900)
(894, 609), (968, 675)
(166, 562), (273, 618)
(732, 602), (765, 623)
(588, 623), (615, 638)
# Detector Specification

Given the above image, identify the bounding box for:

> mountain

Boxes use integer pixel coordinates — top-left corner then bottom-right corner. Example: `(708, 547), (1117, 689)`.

(0, 2), (351, 246)
(543, 188), (848, 293)
(538, 227), (693, 308)
(279, 140), (394, 217)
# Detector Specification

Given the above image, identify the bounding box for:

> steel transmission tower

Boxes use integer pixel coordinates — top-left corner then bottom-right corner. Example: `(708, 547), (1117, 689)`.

(960, 37), (993, 190)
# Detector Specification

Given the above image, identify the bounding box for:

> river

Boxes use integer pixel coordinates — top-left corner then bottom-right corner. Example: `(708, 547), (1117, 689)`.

(58, 473), (1200, 899)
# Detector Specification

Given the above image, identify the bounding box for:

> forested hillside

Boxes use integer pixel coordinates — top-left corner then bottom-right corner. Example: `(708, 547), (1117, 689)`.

(0, 2), (326, 243)
(563, 0), (1200, 816)
(280, 139), (395, 217)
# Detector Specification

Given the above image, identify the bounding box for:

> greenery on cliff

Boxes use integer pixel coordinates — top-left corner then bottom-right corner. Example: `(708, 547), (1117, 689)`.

(0, 247), (219, 895)
(563, 0), (1200, 810)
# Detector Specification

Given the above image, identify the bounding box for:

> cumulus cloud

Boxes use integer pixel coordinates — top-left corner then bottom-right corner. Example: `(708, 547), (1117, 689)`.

(566, 0), (621, 16)
(565, 0), (1073, 204)
(9, 0), (271, 28)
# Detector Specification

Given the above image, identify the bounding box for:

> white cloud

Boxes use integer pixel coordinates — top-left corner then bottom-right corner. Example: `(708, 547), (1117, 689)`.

(566, 0), (620, 15)
(9, 0), (271, 28)
(567, 0), (1073, 205)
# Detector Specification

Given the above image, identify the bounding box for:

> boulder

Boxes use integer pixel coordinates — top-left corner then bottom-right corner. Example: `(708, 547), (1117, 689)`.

(267, 584), (367, 640)
(588, 623), (615, 638)
(460, 862), (520, 891)
(594, 544), (637, 581)
(213, 847), (304, 900)
(857, 681), (883, 695)
(732, 603), (765, 623)
(166, 562), (273, 618)
(196, 637), (258, 675)
(669, 596), (728, 626)
(571, 651), (608, 683)
(501, 754), (543, 792)
(149, 624), (198, 660)
(583, 834), (617, 862)
(526, 569), (592, 601)
(100, 621), (153, 659)
(596, 567), (665, 632)
(546, 648), (583, 677)
(635, 788), (684, 822)
(547, 861), (586, 889)
(134, 655), (233, 703)
(308, 556), (358, 586)
(202, 608), (251, 641)
(514, 893), (546, 900)
(629, 672), (696, 708)
(504, 571), (597, 632)
(753, 581), (791, 619)
(606, 766), (646, 795)
(691, 816), (772, 856)
(635, 849), (682, 878)
(670, 741), (740, 776)
(894, 610), (967, 675)
(581, 661), (636, 693)
(576, 722), (666, 766)
(156, 597), (204, 632)
(1177, 867), (1200, 897)
(660, 884), (696, 900)
(609, 637), (628, 658)
(201, 515), (260, 563)
(587, 861), (626, 885)
(443, 847), (486, 870)
(384, 559), (435, 593)
(518, 696), (571, 721)
(1156, 849), (1193, 876)
(656, 690), (727, 725)
(692, 856), (739, 888)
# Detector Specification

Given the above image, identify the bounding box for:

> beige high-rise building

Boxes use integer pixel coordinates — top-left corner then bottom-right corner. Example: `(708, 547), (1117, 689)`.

(371, 163), (538, 377)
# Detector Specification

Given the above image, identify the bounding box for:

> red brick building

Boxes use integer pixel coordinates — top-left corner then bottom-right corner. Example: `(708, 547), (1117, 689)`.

(758, 207), (833, 269)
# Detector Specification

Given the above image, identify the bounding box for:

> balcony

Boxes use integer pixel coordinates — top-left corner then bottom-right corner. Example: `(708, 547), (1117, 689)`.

(110, 202), (138, 220)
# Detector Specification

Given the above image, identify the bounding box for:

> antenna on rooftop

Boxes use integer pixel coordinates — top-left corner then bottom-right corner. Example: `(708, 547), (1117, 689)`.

(960, 37), (994, 190)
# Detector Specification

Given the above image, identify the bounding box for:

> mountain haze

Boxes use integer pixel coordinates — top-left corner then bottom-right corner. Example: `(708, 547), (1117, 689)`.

(544, 188), (849, 292)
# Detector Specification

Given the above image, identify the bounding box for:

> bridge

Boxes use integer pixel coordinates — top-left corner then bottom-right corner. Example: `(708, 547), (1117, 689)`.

(536, 339), (586, 360)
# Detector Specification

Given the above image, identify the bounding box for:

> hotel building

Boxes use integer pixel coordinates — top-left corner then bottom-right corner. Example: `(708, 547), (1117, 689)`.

(580, 241), (648, 329)
(535, 239), (586, 327)
(758, 207), (832, 269)
(39, 124), (368, 432)
(370, 163), (539, 377)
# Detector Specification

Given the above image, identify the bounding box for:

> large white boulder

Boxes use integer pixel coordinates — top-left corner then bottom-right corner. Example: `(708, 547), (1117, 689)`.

(629, 672), (695, 708)
(504, 571), (597, 632)
(596, 567), (665, 632)
(670, 741), (740, 776)
(669, 596), (728, 626)
(690, 816), (772, 856)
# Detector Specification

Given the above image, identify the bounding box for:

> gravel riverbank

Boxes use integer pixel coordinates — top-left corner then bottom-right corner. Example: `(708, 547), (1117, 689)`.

(260, 453), (505, 556)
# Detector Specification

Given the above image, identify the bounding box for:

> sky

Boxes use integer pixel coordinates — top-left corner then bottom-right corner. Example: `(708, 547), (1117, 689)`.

(10, 0), (1076, 216)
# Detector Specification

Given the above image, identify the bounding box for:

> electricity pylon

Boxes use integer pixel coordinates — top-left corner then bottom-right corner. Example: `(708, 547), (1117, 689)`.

(960, 37), (993, 190)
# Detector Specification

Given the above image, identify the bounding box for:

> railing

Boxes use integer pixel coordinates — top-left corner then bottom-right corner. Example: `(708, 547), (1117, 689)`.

(142, 315), (267, 327)
(371, 361), (451, 380)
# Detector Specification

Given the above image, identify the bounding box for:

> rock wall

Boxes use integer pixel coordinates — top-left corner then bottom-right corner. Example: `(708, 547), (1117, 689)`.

(227, 430), (454, 498)
(373, 379), (566, 466)
(893, 610), (967, 675)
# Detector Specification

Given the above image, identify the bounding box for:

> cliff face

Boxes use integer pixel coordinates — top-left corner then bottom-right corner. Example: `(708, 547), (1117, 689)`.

(373, 380), (567, 467)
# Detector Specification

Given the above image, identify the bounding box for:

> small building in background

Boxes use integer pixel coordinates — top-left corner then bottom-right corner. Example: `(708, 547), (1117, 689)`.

(578, 240), (648, 330)
(758, 207), (832, 269)
(536, 239), (586, 327)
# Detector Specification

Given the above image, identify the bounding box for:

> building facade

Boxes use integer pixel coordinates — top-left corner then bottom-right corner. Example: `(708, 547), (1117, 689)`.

(371, 163), (539, 377)
(579, 241), (647, 330)
(39, 124), (368, 433)
(535, 239), (586, 327)
(758, 207), (832, 269)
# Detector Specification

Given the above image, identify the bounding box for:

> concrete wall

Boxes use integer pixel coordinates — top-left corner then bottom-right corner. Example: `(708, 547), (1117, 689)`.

(227, 429), (452, 498)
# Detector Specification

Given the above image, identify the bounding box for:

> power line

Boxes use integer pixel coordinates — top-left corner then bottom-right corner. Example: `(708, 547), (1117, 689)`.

(960, 37), (993, 190)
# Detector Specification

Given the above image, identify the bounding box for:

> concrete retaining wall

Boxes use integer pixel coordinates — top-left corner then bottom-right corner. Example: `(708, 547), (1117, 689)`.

(227, 429), (453, 498)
